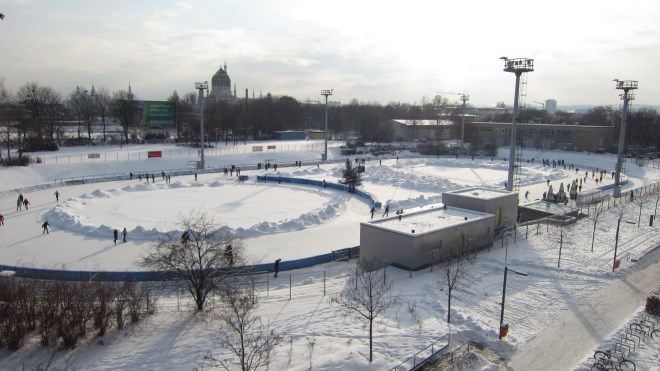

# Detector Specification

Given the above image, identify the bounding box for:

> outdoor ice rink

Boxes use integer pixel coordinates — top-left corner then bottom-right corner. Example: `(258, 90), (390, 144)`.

(0, 142), (651, 272)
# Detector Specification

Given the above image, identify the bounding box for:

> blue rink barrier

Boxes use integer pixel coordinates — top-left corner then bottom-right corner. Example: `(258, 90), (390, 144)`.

(256, 175), (376, 206)
(0, 246), (360, 282)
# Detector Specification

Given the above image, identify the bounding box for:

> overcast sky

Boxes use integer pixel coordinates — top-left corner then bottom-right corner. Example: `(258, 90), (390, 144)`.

(1, 0), (659, 107)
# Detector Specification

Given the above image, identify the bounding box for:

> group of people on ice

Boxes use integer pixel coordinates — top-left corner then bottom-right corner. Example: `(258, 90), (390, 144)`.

(16, 193), (30, 211)
(113, 228), (128, 244)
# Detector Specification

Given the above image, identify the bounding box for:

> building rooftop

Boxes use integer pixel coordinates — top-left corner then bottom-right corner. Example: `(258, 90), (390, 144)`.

(364, 205), (491, 235)
(520, 201), (577, 215)
(448, 187), (513, 200)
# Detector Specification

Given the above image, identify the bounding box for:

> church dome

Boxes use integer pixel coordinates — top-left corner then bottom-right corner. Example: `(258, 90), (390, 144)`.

(210, 62), (233, 100)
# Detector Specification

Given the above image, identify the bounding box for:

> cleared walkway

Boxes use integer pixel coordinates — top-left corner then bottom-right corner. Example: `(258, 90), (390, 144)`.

(504, 247), (660, 370)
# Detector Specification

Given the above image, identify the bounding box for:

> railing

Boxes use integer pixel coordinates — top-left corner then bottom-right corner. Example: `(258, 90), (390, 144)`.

(389, 334), (450, 370)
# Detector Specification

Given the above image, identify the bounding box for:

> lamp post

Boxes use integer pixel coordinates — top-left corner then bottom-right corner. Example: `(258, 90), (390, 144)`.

(499, 266), (528, 339)
(613, 217), (636, 271)
(195, 81), (208, 169)
(613, 80), (638, 198)
(321, 89), (333, 161)
(500, 57), (534, 192)
(460, 94), (469, 152)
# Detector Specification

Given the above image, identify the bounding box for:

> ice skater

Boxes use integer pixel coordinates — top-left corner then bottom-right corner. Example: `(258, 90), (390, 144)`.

(122, 228), (127, 243)
(42, 221), (51, 234)
(113, 229), (119, 245)
(382, 205), (390, 217)
(273, 258), (281, 278)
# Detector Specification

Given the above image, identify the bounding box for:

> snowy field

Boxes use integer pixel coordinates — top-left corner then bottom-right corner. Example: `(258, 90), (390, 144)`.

(0, 140), (658, 370)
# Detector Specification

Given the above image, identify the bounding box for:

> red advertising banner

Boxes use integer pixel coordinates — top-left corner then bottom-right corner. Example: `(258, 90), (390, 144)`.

(147, 151), (162, 158)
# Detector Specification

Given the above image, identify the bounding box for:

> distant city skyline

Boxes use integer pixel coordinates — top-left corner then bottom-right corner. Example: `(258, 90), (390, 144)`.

(1, 0), (659, 107)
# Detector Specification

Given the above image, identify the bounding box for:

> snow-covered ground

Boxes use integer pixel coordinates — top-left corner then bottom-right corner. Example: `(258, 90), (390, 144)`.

(0, 141), (658, 370)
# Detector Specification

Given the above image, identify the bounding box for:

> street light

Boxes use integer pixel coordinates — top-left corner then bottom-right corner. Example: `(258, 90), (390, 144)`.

(499, 266), (528, 339)
(460, 94), (469, 152)
(612, 79), (638, 198)
(195, 81), (208, 169)
(500, 57), (534, 192)
(321, 89), (333, 161)
(613, 217), (636, 271)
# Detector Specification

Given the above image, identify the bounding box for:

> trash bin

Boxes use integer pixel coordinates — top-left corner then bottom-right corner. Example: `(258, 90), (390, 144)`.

(500, 323), (509, 338)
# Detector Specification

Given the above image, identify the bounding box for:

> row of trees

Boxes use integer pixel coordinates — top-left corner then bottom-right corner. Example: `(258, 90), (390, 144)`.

(2, 77), (659, 157)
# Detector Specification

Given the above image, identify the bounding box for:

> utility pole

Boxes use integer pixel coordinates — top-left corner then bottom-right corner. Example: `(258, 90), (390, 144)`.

(321, 89), (333, 161)
(613, 79), (638, 197)
(195, 81), (208, 169)
(500, 57), (534, 192)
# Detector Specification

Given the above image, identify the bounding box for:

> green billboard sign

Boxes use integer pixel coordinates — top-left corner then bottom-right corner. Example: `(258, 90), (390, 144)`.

(143, 101), (175, 126)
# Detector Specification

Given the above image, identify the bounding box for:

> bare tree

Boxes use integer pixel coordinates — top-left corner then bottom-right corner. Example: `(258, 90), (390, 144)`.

(68, 87), (96, 140)
(94, 87), (112, 144)
(16, 81), (63, 142)
(140, 211), (245, 311)
(587, 199), (607, 252)
(330, 259), (400, 363)
(111, 89), (134, 144)
(546, 223), (573, 268)
(438, 245), (472, 323)
(205, 279), (281, 371)
(630, 189), (651, 227)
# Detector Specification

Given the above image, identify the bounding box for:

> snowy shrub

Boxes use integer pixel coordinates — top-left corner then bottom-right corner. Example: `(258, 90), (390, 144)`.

(91, 282), (116, 337)
(56, 282), (92, 348)
(38, 282), (62, 347)
(646, 289), (660, 315)
(0, 280), (35, 350)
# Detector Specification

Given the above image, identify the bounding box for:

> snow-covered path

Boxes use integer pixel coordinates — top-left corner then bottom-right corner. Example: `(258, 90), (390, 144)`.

(506, 246), (660, 370)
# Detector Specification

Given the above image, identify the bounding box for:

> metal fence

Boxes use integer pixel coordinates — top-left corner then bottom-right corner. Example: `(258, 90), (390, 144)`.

(30, 141), (343, 166)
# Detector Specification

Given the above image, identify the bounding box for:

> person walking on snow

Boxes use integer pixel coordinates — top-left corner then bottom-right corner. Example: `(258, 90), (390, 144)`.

(42, 221), (51, 234)
(113, 229), (118, 245)
(23, 198), (30, 211)
(54, 190), (60, 202)
(382, 205), (390, 217)
(122, 228), (127, 243)
(0, 214), (4, 226)
(273, 258), (281, 278)
(370, 206), (375, 219)
(16, 198), (22, 211)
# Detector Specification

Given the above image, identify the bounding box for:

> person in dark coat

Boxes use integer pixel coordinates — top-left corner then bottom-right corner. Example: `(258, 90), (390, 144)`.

(122, 228), (127, 243)
(274, 258), (281, 278)
(113, 229), (118, 244)
(382, 205), (390, 217)
(54, 190), (60, 202)
(0, 214), (4, 226)
(23, 198), (30, 210)
(42, 221), (51, 234)
(370, 206), (375, 219)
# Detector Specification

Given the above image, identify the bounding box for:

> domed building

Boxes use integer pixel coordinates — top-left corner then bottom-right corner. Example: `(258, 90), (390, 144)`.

(209, 61), (236, 102)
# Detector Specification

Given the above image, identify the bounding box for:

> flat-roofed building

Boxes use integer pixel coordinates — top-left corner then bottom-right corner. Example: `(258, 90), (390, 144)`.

(465, 122), (614, 152)
(442, 187), (519, 228)
(360, 205), (494, 271)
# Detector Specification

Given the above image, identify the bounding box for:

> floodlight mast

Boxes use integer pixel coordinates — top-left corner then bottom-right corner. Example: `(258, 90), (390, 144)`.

(321, 89), (333, 161)
(500, 57), (534, 192)
(195, 81), (209, 169)
(460, 94), (469, 152)
(613, 79), (638, 197)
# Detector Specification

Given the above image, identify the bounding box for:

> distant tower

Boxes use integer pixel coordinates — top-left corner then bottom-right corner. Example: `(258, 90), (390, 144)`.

(545, 99), (557, 114)
(127, 83), (134, 100)
(209, 61), (235, 101)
